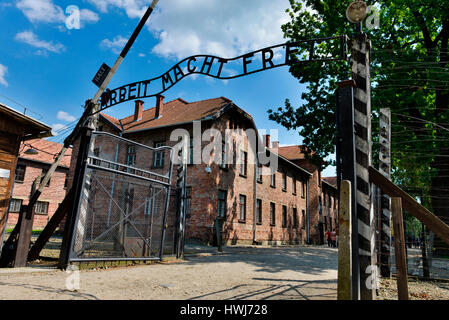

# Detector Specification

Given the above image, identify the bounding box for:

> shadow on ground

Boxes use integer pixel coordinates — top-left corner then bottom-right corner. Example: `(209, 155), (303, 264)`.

(184, 244), (338, 276)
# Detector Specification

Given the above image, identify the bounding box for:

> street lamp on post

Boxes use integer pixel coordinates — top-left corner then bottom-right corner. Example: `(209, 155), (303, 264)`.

(346, 0), (368, 33)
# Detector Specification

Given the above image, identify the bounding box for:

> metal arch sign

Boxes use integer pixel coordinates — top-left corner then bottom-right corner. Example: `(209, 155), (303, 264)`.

(99, 35), (348, 111)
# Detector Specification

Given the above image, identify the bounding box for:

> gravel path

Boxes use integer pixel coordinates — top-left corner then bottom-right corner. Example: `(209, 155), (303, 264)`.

(0, 245), (338, 300)
(378, 278), (449, 300)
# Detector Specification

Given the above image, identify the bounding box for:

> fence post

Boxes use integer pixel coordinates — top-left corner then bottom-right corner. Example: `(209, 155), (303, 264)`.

(336, 79), (360, 300)
(391, 197), (409, 300)
(338, 180), (352, 300)
(421, 223), (430, 279)
(351, 32), (376, 300)
(58, 126), (93, 269)
(379, 108), (391, 277)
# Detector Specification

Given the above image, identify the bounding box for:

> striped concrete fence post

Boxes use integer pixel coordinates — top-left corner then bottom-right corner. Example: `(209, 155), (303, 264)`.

(351, 33), (376, 299)
(379, 108), (391, 277)
(338, 180), (352, 300)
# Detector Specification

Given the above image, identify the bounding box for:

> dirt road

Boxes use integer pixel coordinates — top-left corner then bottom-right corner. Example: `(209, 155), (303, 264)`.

(0, 245), (338, 300)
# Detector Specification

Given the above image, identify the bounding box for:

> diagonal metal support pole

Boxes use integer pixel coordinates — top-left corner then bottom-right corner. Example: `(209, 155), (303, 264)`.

(0, 0), (161, 268)
(27, 189), (74, 262)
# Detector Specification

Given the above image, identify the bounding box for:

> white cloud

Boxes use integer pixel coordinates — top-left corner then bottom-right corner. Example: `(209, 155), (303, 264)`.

(147, 0), (291, 59)
(86, 0), (146, 19)
(51, 123), (66, 136)
(0, 64), (8, 87)
(86, 0), (290, 59)
(17, 0), (99, 28)
(100, 35), (128, 54)
(15, 30), (65, 54)
(57, 111), (76, 122)
(16, 0), (65, 23)
(80, 8), (100, 25)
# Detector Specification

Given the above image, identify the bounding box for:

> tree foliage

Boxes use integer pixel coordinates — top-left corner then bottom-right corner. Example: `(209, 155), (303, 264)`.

(268, 0), (449, 216)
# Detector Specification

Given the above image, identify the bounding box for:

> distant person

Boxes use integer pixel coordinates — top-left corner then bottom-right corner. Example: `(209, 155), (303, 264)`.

(331, 229), (337, 248)
(325, 230), (331, 247)
(335, 229), (339, 248)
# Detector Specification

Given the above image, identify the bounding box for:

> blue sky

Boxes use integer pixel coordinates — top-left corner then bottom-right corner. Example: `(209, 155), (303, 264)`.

(0, 0), (336, 176)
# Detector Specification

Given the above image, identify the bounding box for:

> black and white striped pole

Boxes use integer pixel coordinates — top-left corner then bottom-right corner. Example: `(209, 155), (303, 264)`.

(346, 0), (376, 300)
(378, 108), (391, 277)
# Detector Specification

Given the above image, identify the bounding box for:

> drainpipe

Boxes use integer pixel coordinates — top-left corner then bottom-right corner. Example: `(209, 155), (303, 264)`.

(306, 177), (310, 244)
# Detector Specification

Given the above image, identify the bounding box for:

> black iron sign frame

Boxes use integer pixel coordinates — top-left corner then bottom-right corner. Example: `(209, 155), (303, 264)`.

(99, 35), (348, 111)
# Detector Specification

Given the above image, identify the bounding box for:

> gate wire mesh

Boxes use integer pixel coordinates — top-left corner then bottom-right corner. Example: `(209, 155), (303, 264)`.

(69, 132), (176, 262)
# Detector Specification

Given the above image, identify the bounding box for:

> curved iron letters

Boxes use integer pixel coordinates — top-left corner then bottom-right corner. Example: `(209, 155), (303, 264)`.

(98, 35), (348, 111)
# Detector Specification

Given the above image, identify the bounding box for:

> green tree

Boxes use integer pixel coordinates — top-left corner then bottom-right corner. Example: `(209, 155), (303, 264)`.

(268, 0), (449, 225)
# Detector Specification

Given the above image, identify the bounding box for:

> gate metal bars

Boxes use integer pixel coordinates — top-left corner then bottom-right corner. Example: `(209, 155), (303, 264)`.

(67, 131), (175, 262)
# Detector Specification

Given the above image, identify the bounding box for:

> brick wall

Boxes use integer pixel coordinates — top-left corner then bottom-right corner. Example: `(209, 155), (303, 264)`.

(7, 159), (69, 229)
(64, 111), (337, 246)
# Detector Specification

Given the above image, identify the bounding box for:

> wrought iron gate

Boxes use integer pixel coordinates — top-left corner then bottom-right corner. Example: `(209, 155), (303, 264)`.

(67, 132), (175, 262)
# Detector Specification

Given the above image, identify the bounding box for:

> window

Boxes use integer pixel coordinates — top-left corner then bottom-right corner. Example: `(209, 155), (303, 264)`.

(35, 201), (49, 215)
(220, 140), (227, 169)
(256, 199), (262, 225)
(282, 172), (287, 191)
(232, 140), (237, 166)
(153, 142), (165, 168)
(127, 145), (136, 166)
(126, 187), (134, 214)
(293, 208), (298, 228)
(257, 164), (262, 183)
(93, 147), (101, 165)
(40, 169), (50, 187)
(270, 202), (276, 226)
(127, 146), (136, 173)
(144, 196), (152, 217)
(240, 150), (247, 176)
(301, 180), (305, 198)
(333, 195), (337, 209)
(323, 191), (327, 206)
(15, 164), (26, 183)
(186, 187), (192, 218)
(302, 210), (306, 229)
(239, 194), (246, 221)
(282, 205), (287, 228)
(64, 174), (68, 189)
(292, 177), (297, 195)
(318, 171), (321, 187)
(270, 171), (276, 187)
(217, 190), (227, 218)
(9, 199), (22, 213)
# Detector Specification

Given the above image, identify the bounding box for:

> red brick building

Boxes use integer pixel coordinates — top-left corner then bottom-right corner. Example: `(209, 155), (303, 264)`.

(67, 96), (337, 245)
(7, 139), (72, 229)
(276, 145), (339, 244)
(0, 103), (52, 252)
